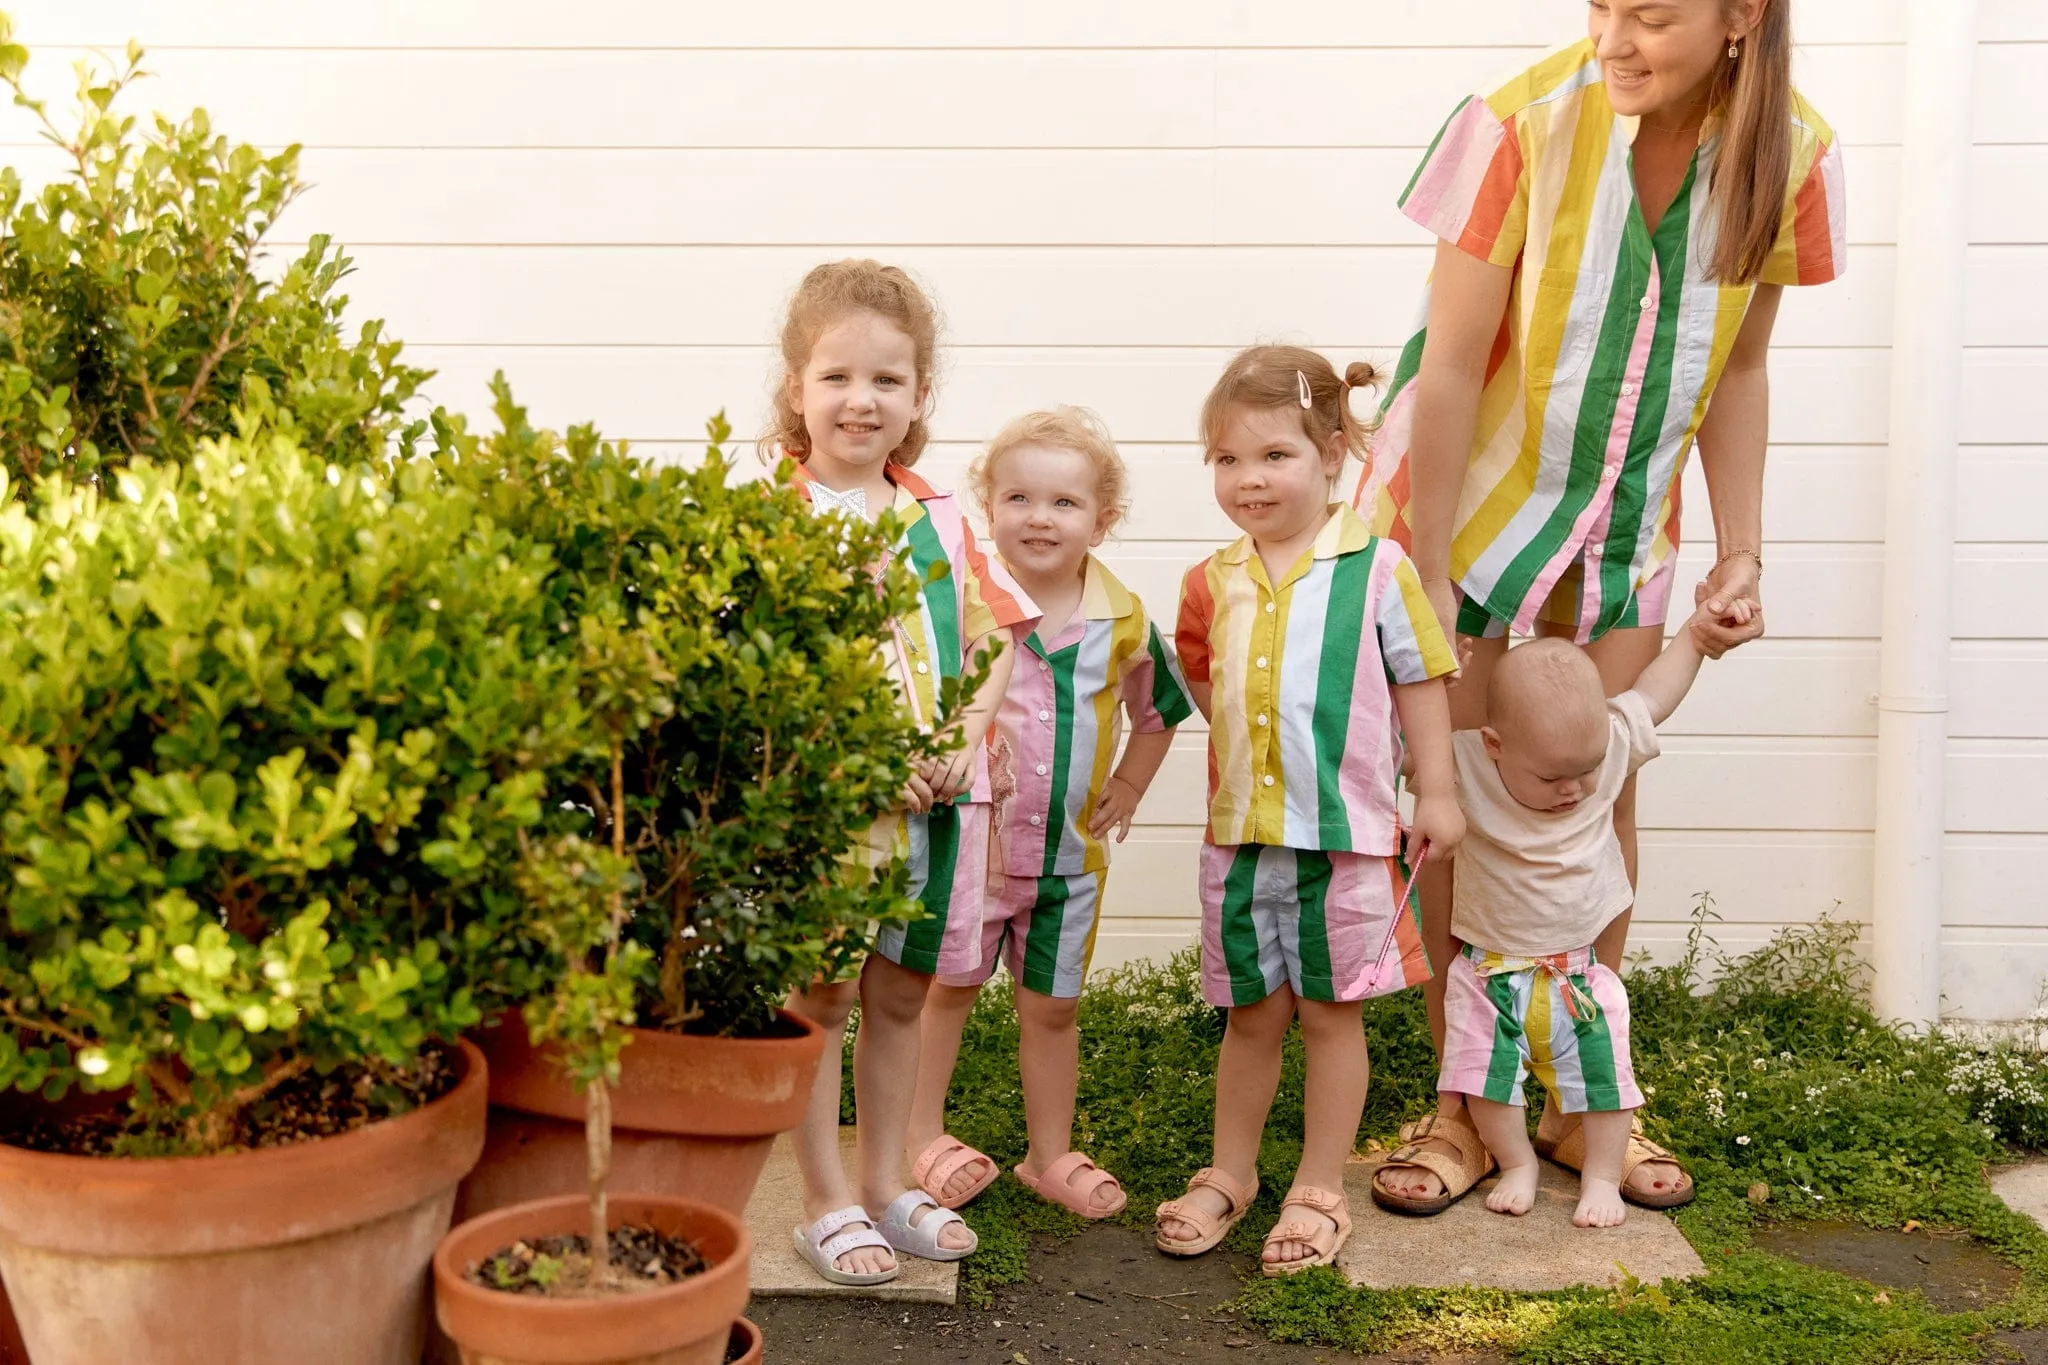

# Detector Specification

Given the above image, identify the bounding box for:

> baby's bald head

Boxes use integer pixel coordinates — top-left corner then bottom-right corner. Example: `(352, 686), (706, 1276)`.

(1483, 641), (1611, 811)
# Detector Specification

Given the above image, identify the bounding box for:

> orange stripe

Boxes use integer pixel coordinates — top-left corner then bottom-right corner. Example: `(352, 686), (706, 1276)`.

(958, 518), (1032, 630)
(1791, 144), (1837, 286)
(1457, 136), (1525, 262)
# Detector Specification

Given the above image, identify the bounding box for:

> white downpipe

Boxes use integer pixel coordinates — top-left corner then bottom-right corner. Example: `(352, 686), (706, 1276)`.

(1871, 0), (1977, 1026)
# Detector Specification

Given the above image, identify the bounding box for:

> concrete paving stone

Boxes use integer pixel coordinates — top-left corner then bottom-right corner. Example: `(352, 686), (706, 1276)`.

(1339, 1156), (1706, 1291)
(745, 1129), (958, 1304)
(1993, 1160), (2048, 1233)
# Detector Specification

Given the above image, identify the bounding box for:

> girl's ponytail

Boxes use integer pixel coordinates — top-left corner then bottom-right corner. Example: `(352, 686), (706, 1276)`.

(1708, 0), (1794, 285)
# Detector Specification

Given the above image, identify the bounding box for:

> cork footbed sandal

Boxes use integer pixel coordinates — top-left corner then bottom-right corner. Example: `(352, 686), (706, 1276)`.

(1154, 1166), (1258, 1257)
(1369, 1109), (1498, 1216)
(1533, 1113), (1696, 1210)
(1260, 1186), (1352, 1277)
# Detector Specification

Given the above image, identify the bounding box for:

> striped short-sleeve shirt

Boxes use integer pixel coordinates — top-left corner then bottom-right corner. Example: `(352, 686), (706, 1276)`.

(1352, 40), (1846, 642)
(790, 460), (1038, 804)
(1175, 504), (1457, 854)
(991, 555), (1195, 877)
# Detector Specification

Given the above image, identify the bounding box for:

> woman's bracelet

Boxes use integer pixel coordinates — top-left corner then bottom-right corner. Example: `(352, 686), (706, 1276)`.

(1715, 548), (1763, 576)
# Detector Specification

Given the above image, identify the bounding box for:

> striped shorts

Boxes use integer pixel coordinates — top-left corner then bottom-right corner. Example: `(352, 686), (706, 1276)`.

(874, 801), (990, 978)
(1455, 551), (1677, 641)
(1199, 843), (1430, 1008)
(940, 869), (1106, 1000)
(1437, 945), (1642, 1114)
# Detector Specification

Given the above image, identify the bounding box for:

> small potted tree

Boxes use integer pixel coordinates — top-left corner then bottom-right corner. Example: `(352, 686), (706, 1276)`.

(438, 391), (957, 1220)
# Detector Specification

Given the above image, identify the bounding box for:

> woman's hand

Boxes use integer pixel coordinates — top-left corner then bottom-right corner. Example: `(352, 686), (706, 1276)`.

(1692, 554), (1765, 658)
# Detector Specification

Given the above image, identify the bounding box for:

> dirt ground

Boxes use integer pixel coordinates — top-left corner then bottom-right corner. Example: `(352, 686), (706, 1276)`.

(749, 1221), (1501, 1365)
(750, 1219), (2048, 1364)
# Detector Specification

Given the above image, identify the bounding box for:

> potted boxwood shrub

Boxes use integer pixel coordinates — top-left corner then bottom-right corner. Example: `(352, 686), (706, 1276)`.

(0, 36), (588, 1361)
(436, 388), (964, 1221)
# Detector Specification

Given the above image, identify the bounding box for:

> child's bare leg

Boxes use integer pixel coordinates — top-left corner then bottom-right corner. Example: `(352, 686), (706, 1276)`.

(855, 954), (972, 1251)
(1265, 998), (1367, 1266)
(1156, 986), (1293, 1242)
(1572, 1109), (1632, 1228)
(904, 981), (992, 1202)
(1463, 1095), (1539, 1216)
(1014, 986), (1117, 1205)
(787, 976), (895, 1275)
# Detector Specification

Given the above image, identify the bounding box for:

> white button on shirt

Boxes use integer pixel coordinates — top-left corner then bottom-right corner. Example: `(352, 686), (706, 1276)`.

(1255, 656), (1268, 669)
(1035, 763), (1049, 776)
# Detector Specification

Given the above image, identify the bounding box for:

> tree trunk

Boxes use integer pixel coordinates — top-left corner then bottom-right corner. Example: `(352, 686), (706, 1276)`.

(586, 1074), (612, 1284)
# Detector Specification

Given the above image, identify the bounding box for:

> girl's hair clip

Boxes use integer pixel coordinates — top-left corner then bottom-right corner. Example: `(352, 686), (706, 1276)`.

(1296, 370), (1313, 409)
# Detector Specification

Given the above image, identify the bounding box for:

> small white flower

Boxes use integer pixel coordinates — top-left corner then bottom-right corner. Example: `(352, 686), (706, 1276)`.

(1736, 1134), (1751, 1146)
(78, 1049), (111, 1077)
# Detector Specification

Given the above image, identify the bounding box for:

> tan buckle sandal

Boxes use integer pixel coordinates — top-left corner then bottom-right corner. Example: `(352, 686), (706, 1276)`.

(1154, 1166), (1258, 1257)
(1369, 1109), (1498, 1216)
(1261, 1185), (1351, 1277)
(1534, 1113), (1695, 1210)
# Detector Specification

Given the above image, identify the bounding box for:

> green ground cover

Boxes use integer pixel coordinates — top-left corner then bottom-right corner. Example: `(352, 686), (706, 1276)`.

(859, 905), (2048, 1362)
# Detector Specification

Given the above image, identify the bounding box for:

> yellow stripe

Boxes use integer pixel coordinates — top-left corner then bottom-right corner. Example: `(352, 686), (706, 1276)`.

(1526, 974), (1560, 1095)
(1209, 558), (1257, 838)
(1392, 558), (1458, 676)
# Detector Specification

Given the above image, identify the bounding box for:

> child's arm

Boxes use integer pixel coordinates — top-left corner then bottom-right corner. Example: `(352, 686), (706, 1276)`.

(1632, 599), (1754, 726)
(1087, 725), (1176, 843)
(1392, 676), (1464, 858)
(923, 626), (1018, 800)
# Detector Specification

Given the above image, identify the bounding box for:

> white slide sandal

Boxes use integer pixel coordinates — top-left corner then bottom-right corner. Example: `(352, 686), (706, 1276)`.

(793, 1205), (900, 1286)
(878, 1188), (978, 1262)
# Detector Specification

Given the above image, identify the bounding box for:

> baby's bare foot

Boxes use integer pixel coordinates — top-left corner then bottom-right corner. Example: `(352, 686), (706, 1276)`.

(1574, 1178), (1628, 1228)
(1486, 1162), (1539, 1216)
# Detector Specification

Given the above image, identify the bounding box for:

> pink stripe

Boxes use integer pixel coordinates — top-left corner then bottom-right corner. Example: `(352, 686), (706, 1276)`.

(1403, 101), (1504, 242)
(1336, 554), (1401, 844)
(1436, 955), (1511, 1098)
(1512, 284), (1663, 637)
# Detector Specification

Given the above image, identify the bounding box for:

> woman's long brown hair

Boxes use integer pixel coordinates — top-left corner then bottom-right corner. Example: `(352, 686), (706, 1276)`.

(1707, 0), (1794, 284)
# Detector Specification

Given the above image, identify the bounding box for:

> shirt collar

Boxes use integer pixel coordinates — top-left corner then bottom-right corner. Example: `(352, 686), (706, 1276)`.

(1080, 554), (1135, 622)
(1217, 503), (1371, 568)
(786, 457), (935, 518)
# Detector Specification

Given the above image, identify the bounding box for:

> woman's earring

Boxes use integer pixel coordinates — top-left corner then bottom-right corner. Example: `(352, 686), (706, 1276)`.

(1728, 39), (1740, 59)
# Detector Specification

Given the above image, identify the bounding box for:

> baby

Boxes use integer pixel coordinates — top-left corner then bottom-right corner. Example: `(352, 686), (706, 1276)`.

(1437, 599), (1750, 1227)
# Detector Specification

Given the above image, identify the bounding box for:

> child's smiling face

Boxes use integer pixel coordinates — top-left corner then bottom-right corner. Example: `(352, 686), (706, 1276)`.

(987, 443), (1112, 587)
(789, 310), (925, 487)
(1208, 404), (1345, 549)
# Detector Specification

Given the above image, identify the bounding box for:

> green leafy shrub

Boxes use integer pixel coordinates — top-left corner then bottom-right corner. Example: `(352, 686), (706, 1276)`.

(0, 26), (426, 495)
(431, 385), (975, 1038)
(0, 434), (583, 1152)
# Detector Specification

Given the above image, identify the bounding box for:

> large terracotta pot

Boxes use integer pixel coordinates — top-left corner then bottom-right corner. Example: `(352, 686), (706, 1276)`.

(459, 1009), (826, 1222)
(0, 1039), (487, 1365)
(433, 1193), (750, 1365)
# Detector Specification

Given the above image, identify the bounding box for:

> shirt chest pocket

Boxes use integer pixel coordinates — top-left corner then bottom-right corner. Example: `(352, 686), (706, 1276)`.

(1527, 266), (1604, 393)
(1677, 279), (1755, 404)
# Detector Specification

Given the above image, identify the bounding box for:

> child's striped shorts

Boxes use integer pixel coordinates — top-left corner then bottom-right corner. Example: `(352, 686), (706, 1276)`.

(1436, 944), (1642, 1113)
(1198, 843), (1430, 1008)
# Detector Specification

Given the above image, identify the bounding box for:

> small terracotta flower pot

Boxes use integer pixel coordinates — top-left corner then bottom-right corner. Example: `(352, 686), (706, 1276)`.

(433, 1193), (751, 1365)
(727, 1317), (763, 1364)
(0, 1038), (488, 1365)
(459, 1010), (826, 1222)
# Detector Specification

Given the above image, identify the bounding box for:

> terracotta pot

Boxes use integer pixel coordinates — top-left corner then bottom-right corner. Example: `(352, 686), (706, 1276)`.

(459, 1010), (826, 1222)
(726, 1317), (762, 1364)
(0, 1039), (487, 1365)
(433, 1193), (750, 1365)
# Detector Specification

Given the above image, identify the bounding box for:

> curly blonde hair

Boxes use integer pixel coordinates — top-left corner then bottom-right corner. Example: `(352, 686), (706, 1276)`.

(966, 406), (1130, 534)
(759, 259), (942, 467)
(1199, 345), (1382, 463)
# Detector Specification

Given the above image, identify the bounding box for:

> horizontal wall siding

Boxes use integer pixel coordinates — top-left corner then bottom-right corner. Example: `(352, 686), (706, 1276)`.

(6, 0), (2044, 1017)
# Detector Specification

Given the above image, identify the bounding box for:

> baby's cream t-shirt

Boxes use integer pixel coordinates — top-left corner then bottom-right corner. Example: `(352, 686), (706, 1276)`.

(1449, 689), (1660, 957)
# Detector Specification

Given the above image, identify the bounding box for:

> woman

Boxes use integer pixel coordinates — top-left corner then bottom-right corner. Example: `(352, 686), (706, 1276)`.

(1361, 0), (1844, 1215)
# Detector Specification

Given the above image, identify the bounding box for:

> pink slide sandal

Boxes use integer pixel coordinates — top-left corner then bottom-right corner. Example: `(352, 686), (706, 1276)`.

(1013, 1152), (1127, 1220)
(912, 1135), (999, 1209)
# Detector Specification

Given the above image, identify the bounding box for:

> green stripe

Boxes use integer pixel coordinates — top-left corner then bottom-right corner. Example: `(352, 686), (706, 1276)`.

(1311, 550), (1371, 847)
(1294, 850), (1335, 1001)
(1480, 964), (1526, 1104)
(1039, 637), (1079, 877)
(1596, 154), (1700, 634)
(1379, 324), (1431, 418)
(1018, 874), (1070, 996)
(1571, 969), (1625, 1110)
(902, 515), (961, 681)
(1220, 847), (1267, 1006)
(1400, 96), (1472, 208)
(900, 805), (959, 971)
(1145, 623), (1194, 727)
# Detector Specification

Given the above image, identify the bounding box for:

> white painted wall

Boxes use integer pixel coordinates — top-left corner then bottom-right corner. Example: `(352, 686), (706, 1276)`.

(6, 0), (2045, 1019)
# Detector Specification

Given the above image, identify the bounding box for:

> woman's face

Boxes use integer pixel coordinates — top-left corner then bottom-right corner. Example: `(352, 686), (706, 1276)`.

(1588, 0), (1750, 120)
